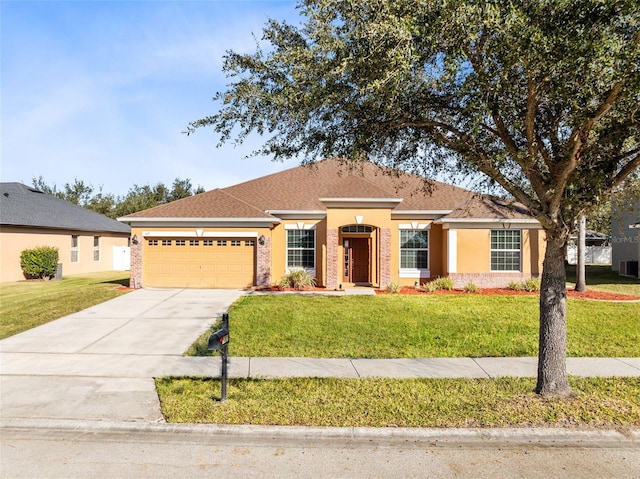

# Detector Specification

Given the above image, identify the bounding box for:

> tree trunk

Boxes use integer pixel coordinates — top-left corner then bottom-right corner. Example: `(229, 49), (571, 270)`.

(575, 215), (587, 292)
(536, 235), (573, 397)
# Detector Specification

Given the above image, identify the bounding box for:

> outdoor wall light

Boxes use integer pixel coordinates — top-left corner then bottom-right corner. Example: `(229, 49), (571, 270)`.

(131, 234), (139, 245)
(258, 235), (266, 245)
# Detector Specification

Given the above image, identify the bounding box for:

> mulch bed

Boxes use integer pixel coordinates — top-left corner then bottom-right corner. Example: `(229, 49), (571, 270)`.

(255, 285), (637, 301)
(375, 286), (639, 301)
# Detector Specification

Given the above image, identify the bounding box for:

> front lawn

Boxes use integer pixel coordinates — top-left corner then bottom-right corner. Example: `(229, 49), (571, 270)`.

(0, 271), (131, 339)
(187, 294), (640, 358)
(566, 264), (640, 296)
(156, 376), (640, 427)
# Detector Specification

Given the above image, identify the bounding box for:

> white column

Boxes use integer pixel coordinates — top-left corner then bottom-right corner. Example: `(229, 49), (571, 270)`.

(447, 230), (457, 273)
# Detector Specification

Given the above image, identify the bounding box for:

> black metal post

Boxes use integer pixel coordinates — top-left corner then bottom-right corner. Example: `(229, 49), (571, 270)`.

(220, 313), (229, 402)
(220, 343), (228, 402)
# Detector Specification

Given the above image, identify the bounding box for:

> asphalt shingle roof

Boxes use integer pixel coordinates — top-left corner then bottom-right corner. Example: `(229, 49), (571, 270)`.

(122, 158), (480, 220)
(1, 183), (131, 234)
(439, 195), (536, 221)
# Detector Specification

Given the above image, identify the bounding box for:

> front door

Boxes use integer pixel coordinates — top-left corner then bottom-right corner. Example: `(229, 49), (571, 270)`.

(350, 238), (370, 283)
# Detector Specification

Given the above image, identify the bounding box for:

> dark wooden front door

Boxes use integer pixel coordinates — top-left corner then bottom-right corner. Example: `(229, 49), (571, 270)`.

(350, 238), (370, 283)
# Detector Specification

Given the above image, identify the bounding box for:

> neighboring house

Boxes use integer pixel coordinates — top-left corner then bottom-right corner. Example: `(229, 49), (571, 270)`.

(611, 200), (640, 278)
(0, 183), (131, 283)
(119, 159), (545, 290)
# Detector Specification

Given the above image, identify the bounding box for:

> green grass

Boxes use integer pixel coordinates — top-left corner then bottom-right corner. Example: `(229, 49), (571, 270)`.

(0, 271), (131, 339)
(156, 376), (640, 427)
(566, 264), (640, 296)
(187, 295), (640, 358)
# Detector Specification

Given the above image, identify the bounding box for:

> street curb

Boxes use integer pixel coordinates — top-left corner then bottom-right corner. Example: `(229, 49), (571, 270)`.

(2, 418), (638, 448)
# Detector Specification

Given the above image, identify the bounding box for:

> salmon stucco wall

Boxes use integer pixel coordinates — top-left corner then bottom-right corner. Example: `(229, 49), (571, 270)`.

(0, 226), (130, 283)
(447, 227), (546, 288)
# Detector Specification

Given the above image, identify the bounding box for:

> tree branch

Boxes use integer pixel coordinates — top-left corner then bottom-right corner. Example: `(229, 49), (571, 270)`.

(612, 154), (640, 190)
(550, 79), (628, 215)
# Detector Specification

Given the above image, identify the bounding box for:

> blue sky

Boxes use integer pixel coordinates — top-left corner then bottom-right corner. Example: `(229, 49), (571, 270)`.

(1, 0), (301, 196)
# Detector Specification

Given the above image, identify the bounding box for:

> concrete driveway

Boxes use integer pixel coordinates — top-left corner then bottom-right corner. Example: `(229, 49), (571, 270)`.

(0, 288), (245, 422)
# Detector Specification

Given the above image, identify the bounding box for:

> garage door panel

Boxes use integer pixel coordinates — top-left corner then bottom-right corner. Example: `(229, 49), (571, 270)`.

(143, 237), (255, 288)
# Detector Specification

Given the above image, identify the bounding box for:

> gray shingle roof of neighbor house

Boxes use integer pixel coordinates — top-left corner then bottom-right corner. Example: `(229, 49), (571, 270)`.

(0, 182), (131, 234)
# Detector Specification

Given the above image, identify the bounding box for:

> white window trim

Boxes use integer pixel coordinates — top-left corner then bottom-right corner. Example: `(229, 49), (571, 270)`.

(490, 229), (522, 272)
(286, 229), (316, 274)
(399, 228), (430, 278)
(93, 236), (100, 262)
(71, 235), (79, 263)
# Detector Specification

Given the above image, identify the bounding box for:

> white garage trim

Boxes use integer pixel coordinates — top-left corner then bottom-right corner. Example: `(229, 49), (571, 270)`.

(143, 231), (258, 238)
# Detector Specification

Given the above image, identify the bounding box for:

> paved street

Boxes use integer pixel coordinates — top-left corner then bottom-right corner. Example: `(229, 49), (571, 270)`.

(2, 421), (639, 479)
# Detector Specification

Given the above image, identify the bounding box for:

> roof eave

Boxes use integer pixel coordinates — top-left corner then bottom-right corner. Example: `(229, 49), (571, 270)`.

(119, 217), (280, 227)
(391, 210), (453, 219)
(319, 197), (403, 208)
(265, 210), (327, 220)
(438, 218), (541, 229)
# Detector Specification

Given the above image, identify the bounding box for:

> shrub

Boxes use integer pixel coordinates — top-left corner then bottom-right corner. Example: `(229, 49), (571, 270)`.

(277, 269), (317, 290)
(508, 278), (541, 292)
(422, 277), (454, 292)
(422, 281), (438, 293)
(523, 277), (541, 292)
(463, 282), (479, 293)
(385, 280), (402, 293)
(20, 246), (59, 280)
(507, 281), (525, 291)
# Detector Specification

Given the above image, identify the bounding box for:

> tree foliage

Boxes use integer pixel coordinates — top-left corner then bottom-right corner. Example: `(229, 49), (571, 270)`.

(32, 177), (205, 219)
(190, 0), (640, 396)
(193, 0), (638, 235)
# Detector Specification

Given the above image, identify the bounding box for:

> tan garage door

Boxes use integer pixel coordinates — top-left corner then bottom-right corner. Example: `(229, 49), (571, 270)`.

(143, 238), (255, 288)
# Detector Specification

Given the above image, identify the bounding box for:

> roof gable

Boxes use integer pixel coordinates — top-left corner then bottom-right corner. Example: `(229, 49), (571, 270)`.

(0, 183), (130, 234)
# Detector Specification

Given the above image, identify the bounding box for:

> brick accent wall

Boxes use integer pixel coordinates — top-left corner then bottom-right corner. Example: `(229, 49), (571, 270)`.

(130, 239), (143, 289)
(380, 228), (392, 289)
(326, 228), (339, 290)
(256, 236), (272, 286)
(448, 272), (539, 289)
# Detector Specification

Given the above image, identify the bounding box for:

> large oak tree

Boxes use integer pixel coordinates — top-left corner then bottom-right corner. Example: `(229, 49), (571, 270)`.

(190, 0), (639, 396)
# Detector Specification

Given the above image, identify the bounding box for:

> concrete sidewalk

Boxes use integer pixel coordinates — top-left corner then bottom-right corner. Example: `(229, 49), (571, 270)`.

(1, 288), (639, 425)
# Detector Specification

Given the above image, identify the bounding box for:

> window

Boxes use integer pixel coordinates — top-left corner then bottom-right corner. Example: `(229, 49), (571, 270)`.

(71, 235), (79, 262)
(189, 240), (199, 246)
(231, 240), (241, 246)
(176, 240), (186, 246)
(148, 239), (158, 246)
(217, 240), (227, 246)
(286, 230), (315, 269)
(400, 230), (429, 270)
(341, 225), (373, 233)
(93, 236), (100, 261)
(245, 240), (255, 247)
(491, 230), (521, 271)
(161, 239), (172, 246)
(203, 240), (214, 246)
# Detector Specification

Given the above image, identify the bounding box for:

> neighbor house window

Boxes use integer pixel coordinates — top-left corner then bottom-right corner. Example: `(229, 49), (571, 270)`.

(93, 236), (100, 261)
(491, 230), (521, 271)
(400, 230), (429, 270)
(71, 235), (79, 263)
(286, 230), (315, 270)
